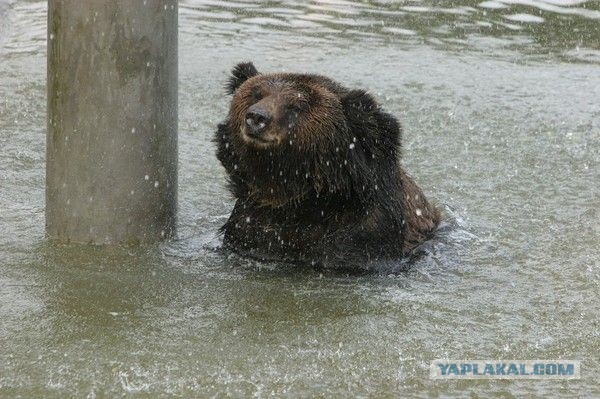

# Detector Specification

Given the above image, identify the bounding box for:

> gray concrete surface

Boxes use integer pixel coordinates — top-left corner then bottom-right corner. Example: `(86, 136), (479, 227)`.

(46, 0), (178, 244)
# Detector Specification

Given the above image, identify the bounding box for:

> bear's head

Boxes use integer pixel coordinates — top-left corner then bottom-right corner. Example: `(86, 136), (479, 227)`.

(226, 62), (349, 149)
(221, 62), (402, 207)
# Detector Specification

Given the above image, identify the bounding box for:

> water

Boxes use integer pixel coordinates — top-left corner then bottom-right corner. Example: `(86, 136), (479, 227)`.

(1, 0), (599, 396)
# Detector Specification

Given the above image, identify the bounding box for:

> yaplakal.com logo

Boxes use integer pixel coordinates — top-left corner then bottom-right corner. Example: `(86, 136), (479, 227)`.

(430, 360), (580, 379)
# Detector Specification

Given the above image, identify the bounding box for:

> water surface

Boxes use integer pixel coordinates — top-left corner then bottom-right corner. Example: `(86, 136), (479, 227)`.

(0, 0), (599, 397)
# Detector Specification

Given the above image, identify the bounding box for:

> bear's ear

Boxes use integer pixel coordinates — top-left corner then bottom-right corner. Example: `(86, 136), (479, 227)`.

(340, 89), (378, 114)
(226, 62), (259, 95)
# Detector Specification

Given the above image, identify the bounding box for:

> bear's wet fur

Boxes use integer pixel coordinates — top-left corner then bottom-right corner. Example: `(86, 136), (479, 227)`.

(215, 62), (441, 268)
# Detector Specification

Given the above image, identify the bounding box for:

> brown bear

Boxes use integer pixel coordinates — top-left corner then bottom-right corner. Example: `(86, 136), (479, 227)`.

(215, 62), (440, 268)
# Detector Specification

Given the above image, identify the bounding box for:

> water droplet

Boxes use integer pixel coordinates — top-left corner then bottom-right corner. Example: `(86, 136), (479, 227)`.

(144, 175), (149, 180)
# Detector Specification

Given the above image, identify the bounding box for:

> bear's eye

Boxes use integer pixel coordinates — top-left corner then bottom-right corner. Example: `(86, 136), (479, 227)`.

(286, 104), (304, 114)
(285, 105), (304, 126)
(250, 89), (262, 102)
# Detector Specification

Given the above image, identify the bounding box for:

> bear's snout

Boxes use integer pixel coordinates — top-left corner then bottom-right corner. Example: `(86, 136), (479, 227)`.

(245, 106), (272, 139)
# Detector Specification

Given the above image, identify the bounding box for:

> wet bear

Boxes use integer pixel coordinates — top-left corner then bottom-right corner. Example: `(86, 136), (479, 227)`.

(215, 62), (440, 268)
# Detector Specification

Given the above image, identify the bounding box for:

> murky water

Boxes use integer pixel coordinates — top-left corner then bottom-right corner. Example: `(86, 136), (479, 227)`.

(1, 0), (599, 396)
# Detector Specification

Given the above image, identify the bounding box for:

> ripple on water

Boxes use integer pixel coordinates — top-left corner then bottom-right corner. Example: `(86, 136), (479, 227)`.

(1, 1), (45, 55)
(178, 0), (600, 64)
(505, 13), (546, 23)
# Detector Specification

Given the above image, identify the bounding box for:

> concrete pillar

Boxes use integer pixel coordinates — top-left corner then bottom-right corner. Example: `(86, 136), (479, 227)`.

(46, 0), (178, 244)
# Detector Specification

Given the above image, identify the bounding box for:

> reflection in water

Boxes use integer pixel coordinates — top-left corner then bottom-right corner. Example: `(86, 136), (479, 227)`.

(179, 0), (600, 63)
(2, 0), (599, 62)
